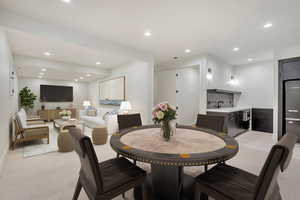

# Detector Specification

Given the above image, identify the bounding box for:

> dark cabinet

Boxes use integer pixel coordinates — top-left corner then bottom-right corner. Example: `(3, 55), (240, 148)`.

(227, 111), (245, 137)
(252, 108), (273, 133)
(207, 110), (249, 137)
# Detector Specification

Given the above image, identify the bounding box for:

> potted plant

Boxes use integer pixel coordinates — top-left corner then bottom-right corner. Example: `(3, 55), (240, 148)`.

(19, 87), (37, 112)
(152, 102), (177, 141)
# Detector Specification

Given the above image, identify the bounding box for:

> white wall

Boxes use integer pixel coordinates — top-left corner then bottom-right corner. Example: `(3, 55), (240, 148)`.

(18, 78), (89, 115)
(155, 55), (235, 115)
(234, 60), (274, 108)
(206, 55), (235, 91)
(88, 60), (153, 124)
(0, 30), (18, 175)
(88, 81), (99, 106)
(155, 55), (207, 114)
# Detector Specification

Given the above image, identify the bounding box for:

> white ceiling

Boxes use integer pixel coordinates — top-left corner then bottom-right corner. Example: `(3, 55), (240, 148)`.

(5, 29), (132, 82)
(17, 65), (99, 83)
(14, 54), (110, 82)
(1, 0), (300, 66)
(7, 30), (132, 69)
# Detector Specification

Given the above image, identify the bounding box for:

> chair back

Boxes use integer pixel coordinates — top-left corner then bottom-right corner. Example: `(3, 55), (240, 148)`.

(254, 133), (297, 200)
(69, 127), (103, 194)
(117, 113), (142, 131)
(13, 118), (23, 137)
(16, 111), (27, 129)
(196, 114), (225, 132)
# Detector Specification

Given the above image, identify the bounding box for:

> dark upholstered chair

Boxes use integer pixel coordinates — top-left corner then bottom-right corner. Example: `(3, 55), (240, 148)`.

(195, 114), (225, 132)
(117, 113), (142, 131)
(69, 127), (147, 200)
(194, 133), (297, 200)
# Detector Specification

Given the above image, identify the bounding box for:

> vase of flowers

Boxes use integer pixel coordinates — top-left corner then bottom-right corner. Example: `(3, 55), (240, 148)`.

(153, 102), (177, 141)
(59, 110), (72, 121)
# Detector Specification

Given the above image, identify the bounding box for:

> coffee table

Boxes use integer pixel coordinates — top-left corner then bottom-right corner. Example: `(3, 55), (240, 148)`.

(53, 119), (85, 133)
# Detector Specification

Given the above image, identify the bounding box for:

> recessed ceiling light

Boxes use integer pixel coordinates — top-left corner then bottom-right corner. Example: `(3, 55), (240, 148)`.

(86, 74), (91, 77)
(96, 62), (101, 65)
(44, 52), (51, 56)
(144, 31), (152, 37)
(80, 77), (84, 80)
(61, 0), (71, 3)
(185, 49), (191, 53)
(39, 72), (45, 75)
(38, 76), (42, 79)
(74, 79), (78, 82)
(263, 23), (273, 28)
(248, 58), (253, 62)
(232, 47), (240, 52)
(41, 68), (47, 72)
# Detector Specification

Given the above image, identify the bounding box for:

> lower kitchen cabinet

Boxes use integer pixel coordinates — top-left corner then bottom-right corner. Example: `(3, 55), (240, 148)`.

(207, 110), (250, 137)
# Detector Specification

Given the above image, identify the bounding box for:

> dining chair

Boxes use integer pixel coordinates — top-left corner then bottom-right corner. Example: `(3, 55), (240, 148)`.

(69, 127), (147, 200)
(194, 133), (297, 200)
(195, 114), (225, 132)
(117, 113), (142, 131)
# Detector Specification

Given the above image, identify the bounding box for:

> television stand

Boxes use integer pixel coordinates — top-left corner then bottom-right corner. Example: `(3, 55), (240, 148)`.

(38, 108), (77, 122)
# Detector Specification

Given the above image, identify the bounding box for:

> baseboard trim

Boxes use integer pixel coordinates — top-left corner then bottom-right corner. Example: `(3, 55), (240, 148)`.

(0, 147), (8, 177)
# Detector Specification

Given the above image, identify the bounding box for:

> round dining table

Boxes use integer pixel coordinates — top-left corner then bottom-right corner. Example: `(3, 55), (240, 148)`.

(110, 125), (239, 200)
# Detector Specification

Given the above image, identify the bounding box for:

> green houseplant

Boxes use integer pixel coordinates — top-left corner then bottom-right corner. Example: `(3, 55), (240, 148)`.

(19, 87), (37, 111)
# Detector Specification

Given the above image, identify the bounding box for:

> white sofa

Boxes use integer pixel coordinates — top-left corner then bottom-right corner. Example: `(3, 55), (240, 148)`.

(79, 107), (118, 135)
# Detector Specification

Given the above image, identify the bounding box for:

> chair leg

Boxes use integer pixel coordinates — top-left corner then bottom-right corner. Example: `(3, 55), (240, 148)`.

(72, 179), (82, 200)
(204, 165), (208, 172)
(200, 193), (208, 200)
(273, 184), (282, 200)
(122, 192), (126, 199)
(194, 184), (200, 200)
(142, 183), (148, 200)
(11, 141), (16, 150)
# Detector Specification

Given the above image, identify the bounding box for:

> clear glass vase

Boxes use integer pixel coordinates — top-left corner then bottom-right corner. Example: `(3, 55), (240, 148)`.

(161, 120), (175, 141)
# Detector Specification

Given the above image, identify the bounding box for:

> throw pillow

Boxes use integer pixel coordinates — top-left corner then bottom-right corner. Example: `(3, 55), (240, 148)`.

(87, 109), (97, 117)
(17, 111), (27, 128)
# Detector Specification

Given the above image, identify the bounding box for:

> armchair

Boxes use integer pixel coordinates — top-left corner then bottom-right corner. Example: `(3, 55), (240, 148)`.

(12, 111), (49, 150)
(20, 108), (44, 125)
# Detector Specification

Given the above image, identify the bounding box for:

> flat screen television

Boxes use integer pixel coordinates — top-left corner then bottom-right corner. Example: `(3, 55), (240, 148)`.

(40, 85), (73, 102)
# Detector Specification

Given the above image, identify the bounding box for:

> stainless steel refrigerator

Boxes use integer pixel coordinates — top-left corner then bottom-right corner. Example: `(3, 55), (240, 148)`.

(285, 80), (300, 142)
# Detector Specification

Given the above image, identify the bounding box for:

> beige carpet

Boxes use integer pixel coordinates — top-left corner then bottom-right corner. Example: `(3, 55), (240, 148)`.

(0, 131), (300, 200)
(23, 122), (87, 158)
(23, 123), (58, 158)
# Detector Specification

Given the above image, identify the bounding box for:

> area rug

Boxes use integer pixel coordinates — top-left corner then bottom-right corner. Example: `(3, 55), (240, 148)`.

(23, 123), (92, 158)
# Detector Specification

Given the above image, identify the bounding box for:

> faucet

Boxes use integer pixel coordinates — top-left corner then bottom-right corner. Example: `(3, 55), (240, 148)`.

(217, 101), (224, 108)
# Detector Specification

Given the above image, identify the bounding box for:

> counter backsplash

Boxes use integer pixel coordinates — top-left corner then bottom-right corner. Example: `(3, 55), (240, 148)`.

(207, 92), (234, 108)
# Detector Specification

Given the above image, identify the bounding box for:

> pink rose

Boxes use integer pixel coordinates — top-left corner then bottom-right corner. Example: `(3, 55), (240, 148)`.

(154, 104), (160, 110)
(159, 103), (168, 111)
(152, 111), (157, 118)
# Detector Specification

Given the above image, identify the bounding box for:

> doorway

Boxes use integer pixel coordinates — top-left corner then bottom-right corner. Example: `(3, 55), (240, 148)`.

(155, 66), (200, 125)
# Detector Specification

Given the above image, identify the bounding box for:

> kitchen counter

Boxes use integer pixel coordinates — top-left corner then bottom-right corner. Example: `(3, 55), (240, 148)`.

(206, 107), (251, 137)
(206, 107), (251, 113)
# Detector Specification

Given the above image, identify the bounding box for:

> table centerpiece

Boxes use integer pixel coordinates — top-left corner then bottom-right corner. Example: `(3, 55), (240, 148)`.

(153, 102), (177, 141)
(59, 110), (72, 121)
